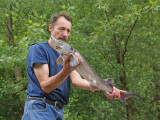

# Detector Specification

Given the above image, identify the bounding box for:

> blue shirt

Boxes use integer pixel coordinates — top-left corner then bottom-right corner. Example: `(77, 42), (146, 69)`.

(27, 41), (70, 105)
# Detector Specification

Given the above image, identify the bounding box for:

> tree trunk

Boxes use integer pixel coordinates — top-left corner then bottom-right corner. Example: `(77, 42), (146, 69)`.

(13, 66), (22, 79)
(7, 4), (14, 46)
(7, 4), (22, 79)
(116, 41), (134, 120)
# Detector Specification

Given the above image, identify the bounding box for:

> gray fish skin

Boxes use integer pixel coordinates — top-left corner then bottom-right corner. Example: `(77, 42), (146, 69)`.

(51, 36), (143, 105)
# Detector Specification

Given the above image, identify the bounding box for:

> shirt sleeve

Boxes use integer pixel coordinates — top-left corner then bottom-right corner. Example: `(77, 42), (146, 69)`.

(27, 43), (48, 67)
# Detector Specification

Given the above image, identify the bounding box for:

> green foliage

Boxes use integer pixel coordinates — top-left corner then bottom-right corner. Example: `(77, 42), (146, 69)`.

(0, 0), (160, 119)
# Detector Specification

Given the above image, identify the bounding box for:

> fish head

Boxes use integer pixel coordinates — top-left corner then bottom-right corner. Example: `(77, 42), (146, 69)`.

(51, 36), (71, 56)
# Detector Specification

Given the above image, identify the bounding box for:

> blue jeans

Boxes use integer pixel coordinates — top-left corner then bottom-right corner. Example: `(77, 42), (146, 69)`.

(21, 97), (64, 120)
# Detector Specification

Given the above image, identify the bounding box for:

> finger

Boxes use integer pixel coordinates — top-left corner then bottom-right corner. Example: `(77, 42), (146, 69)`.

(105, 92), (112, 98)
(110, 88), (120, 99)
(106, 93), (115, 100)
(113, 96), (117, 99)
(112, 93), (118, 99)
(120, 90), (127, 94)
(105, 93), (114, 100)
(115, 89), (121, 99)
(74, 52), (78, 58)
(78, 56), (81, 63)
(65, 53), (72, 63)
(106, 94), (112, 98)
(117, 91), (121, 99)
(74, 52), (81, 63)
(105, 91), (110, 95)
(110, 97), (114, 100)
(107, 95), (114, 100)
(105, 92), (113, 96)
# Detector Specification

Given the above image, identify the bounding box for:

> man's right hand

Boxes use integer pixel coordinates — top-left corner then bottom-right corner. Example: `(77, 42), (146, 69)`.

(63, 53), (81, 74)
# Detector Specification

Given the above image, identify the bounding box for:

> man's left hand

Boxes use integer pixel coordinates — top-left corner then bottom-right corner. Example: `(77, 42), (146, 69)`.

(105, 87), (126, 100)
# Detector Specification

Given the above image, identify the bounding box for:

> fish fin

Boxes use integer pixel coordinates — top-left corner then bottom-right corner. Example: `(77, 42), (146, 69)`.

(103, 78), (114, 85)
(94, 82), (100, 91)
(120, 91), (143, 105)
(70, 53), (79, 67)
(86, 76), (101, 91)
(56, 56), (64, 66)
(120, 98), (128, 105)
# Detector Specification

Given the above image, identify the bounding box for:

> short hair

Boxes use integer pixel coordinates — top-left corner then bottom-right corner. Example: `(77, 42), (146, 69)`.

(50, 12), (72, 26)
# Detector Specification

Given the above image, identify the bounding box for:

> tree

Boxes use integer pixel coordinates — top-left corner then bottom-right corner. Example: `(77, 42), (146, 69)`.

(0, 0), (159, 119)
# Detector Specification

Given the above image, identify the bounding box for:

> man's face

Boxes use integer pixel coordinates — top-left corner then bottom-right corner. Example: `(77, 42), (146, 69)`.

(50, 17), (72, 42)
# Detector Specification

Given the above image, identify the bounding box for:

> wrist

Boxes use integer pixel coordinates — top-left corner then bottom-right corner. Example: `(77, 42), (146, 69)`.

(61, 67), (72, 77)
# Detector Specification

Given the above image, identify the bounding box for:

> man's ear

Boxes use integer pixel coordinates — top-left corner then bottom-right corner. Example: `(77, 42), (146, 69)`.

(49, 24), (53, 32)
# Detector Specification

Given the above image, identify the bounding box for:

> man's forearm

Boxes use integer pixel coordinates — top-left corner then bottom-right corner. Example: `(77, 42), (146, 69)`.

(70, 70), (99, 91)
(41, 68), (71, 94)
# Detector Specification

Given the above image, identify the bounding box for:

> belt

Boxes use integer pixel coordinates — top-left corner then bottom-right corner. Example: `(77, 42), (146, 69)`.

(27, 96), (64, 109)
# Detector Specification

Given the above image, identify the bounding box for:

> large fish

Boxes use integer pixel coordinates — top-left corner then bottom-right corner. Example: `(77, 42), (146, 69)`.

(50, 36), (143, 105)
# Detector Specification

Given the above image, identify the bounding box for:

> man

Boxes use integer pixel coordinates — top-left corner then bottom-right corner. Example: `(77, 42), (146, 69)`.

(22, 12), (126, 120)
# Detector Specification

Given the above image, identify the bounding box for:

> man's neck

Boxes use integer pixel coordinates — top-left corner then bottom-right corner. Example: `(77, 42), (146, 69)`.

(48, 38), (55, 49)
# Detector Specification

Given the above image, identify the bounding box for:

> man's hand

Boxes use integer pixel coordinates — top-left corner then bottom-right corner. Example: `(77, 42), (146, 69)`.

(105, 87), (126, 100)
(63, 53), (81, 74)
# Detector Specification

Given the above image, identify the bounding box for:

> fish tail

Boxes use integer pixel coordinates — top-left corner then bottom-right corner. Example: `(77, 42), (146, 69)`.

(120, 91), (143, 105)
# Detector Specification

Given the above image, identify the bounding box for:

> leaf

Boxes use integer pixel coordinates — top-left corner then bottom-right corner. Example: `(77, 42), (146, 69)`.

(28, 20), (32, 23)
(61, 5), (65, 9)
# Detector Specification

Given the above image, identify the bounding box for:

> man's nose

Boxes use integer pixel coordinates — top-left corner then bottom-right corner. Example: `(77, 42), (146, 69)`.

(63, 30), (68, 37)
